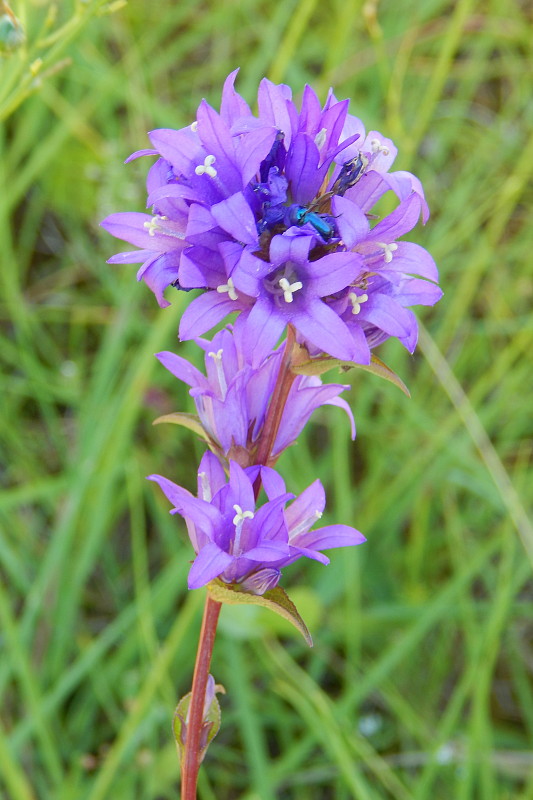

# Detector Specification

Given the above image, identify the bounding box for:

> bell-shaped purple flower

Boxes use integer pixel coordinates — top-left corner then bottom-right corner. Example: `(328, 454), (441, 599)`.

(157, 325), (355, 465)
(148, 452), (365, 593)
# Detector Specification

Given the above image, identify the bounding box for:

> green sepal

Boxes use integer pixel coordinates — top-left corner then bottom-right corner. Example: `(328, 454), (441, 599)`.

(291, 353), (410, 397)
(207, 579), (313, 647)
(173, 682), (225, 767)
(152, 412), (210, 441)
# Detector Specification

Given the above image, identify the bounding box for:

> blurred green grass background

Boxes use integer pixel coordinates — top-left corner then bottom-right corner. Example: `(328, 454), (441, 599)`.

(1, 0), (533, 798)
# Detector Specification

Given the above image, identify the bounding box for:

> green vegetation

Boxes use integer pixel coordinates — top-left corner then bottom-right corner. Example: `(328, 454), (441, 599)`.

(1, 0), (532, 797)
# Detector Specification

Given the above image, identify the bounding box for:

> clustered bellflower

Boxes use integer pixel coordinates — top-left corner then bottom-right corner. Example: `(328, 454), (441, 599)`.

(149, 452), (365, 594)
(101, 69), (441, 368)
(157, 325), (355, 466)
(102, 72), (442, 790)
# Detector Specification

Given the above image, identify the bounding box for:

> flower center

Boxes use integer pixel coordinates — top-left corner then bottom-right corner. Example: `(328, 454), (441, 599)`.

(348, 292), (369, 314)
(376, 242), (398, 263)
(232, 504), (255, 555)
(278, 276), (303, 303)
(143, 214), (167, 236)
(369, 138), (390, 156)
(195, 154), (217, 177)
(216, 277), (238, 301)
(143, 214), (185, 240)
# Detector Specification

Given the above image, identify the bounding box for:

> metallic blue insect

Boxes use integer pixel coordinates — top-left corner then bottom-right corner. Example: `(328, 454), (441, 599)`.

(288, 206), (335, 241)
(333, 153), (368, 196)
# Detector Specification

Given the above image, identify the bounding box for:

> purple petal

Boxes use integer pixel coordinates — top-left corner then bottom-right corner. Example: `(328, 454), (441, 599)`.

(241, 568), (281, 595)
(197, 452), (227, 500)
(139, 251), (183, 308)
(188, 542), (234, 589)
(331, 196), (369, 248)
(241, 301), (286, 368)
(147, 182), (206, 207)
(324, 396), (356, 440)
(293, 523), (366, 551)
(269, 230), (314, 265)
(291, 299), (359, 361)
(368, 193), (422, 241)
(336, 114), (366, 162)
(393, 278), (443, 307)
(357, 293), (416, 340)
(306, 251), (365, 295)
(244, 541), (291, 561)
(211, 192), (259, 245)
(228, 460), (256, 513)
(196, 100), (242, 191)
(148, 474), (220, 533)
(220, 68), (252, 124)
(235, 126), (278, 185)
(101, 212), (177, 250)
(285, 133), (322, 204)
(383, 242), (439, 282)
(148, 128), (202, 175)
(179, 246), (226, 289)
(258, 466), (287, 500)
(107, 248), (155, 265)
(124, 148), (158, 163)
(179, 292), (244, 340)
(257, 78), (293, 146)
(298, 85), (322, 135)
(285, 480), (325, 532)
(156, 351), (209, 391)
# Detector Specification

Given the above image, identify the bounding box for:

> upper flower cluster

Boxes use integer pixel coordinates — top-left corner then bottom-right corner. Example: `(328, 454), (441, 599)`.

(102, 71), (441, 364)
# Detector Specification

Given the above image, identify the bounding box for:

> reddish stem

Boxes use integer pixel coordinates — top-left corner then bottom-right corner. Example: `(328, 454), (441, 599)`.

(180, 328), (299, 797)
(253, 326), (297, 484)
(181, 595), (222, 800)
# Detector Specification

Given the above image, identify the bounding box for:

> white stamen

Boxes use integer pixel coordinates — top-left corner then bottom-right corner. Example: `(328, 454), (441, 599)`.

(208, 349), (227, 396)
(232, 503), (254, 555)
(349, 292), (369, 315)
(278, 277), (303, 303)
(216, 277), (238, 301)
(143, 214), (168, 236)
(369, 138), (390, 156)
(290, 510), (322, 540)
(195, 154), (217, 177)
(198, 471), (211, 502)
(376, 241), (398, 263)
(191, 121), (198, 132)
(314, 128), (327, 150)
(232, 504), (254, 526)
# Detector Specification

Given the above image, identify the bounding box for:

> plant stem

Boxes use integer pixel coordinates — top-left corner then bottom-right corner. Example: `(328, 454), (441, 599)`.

(181, 327), (298, 798)
(253, 325), (297, 476)
(181, 595), (222, 800)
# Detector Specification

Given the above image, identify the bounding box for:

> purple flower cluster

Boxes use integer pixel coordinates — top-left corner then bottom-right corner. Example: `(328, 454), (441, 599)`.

(149, 452), (365, 593)
(102, 70), (441, 365)
(102, 72), (441, 598)
(157, 325), (354, 466)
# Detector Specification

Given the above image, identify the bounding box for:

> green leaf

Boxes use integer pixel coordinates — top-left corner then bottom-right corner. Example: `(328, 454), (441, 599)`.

(291, 353), (410, 397)
(207, 579), (313, 647)
(173, 682), (225, 767)
(152, 411), (210, 441)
